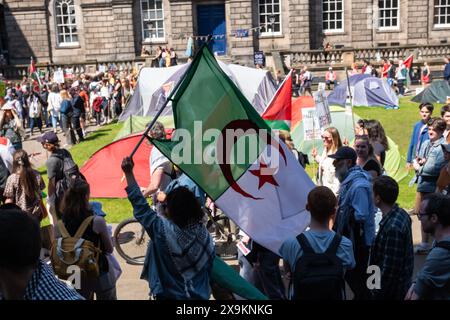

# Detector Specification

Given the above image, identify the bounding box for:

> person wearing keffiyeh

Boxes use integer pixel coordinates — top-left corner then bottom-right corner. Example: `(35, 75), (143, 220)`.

(122, 157), (215, 300)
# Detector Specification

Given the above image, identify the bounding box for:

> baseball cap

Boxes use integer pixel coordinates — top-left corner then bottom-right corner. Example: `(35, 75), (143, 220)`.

(37, 131), (59, 144)
(328, 146), (357, 162)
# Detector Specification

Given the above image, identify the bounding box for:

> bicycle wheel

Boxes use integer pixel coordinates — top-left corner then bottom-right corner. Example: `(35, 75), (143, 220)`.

(113, 218), (149, 265)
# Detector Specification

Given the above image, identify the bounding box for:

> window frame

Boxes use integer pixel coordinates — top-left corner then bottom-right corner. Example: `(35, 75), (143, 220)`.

(378, 0), (400, 31)
(54, 0), (79, 47)
(258, 0), (283, 37)
(433, 0), (450, 28)
(323, 0), (344, 33)
(140, 0), (166, 43)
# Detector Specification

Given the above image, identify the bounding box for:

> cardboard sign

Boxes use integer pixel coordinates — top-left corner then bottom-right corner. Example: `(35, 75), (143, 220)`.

(54, 70), (64, 84)
(314, 90), (332, 129)
(302, 107), (321, 141)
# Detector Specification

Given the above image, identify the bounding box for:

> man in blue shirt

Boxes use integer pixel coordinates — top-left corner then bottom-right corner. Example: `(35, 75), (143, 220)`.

(330, 146), (375, 300)
(407, 103), (433, 166)
(279, 186), (355, 300)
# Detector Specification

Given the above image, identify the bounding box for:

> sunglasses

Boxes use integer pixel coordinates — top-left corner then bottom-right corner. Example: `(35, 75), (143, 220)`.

(321, 135), (332, 140)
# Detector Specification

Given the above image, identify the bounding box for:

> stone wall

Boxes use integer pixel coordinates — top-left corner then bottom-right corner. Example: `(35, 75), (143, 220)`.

(4, 0), (50, 64)
(227, 0), (253, 63)
(287, 0), (310, 51)
(169, 0), (193, 58)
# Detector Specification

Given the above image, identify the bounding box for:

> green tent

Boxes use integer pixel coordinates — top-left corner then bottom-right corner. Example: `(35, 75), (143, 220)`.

(114, 115), (174, 141)
(411, 80), (450, 104)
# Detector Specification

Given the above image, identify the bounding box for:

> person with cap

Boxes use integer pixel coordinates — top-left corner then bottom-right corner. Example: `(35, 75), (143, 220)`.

(325, 66), (337, 90)
(330, 146), (375, 300)
(38, 131), (77, 223)
(436, 143), (450, 194)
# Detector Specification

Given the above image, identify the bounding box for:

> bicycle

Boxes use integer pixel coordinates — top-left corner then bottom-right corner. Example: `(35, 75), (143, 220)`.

(113, 218), (149, 265)
(113, 207), (239, 265)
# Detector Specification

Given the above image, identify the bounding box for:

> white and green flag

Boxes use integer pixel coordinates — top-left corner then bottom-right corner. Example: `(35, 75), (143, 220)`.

(150, 46), (314, 253)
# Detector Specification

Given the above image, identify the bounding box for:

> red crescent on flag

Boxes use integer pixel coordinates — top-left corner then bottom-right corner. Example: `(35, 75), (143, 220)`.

(216, 119), (287, 200)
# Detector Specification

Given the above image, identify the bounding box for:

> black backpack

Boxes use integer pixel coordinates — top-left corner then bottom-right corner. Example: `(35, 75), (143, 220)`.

(53, 151), (85, 203)
(293, 233), (345, 300)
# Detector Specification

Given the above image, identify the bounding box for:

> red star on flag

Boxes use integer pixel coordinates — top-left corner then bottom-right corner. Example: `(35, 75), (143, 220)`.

(249, 161), (279, 189)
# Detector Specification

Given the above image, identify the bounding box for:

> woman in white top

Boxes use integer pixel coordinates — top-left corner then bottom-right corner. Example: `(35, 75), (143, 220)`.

(311, 127), (342, 195)
(47, 84), (62, 133)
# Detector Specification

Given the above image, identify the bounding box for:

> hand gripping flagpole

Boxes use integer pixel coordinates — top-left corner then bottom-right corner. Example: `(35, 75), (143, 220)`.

(129, 34), (213, 159)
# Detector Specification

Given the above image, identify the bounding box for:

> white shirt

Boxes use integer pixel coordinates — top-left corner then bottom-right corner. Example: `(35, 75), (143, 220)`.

(48, 92), (62, 113)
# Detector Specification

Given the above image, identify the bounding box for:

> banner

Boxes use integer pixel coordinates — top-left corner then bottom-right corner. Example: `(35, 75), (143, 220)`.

(302, 107), (321, 141)
(314, 90), (331, 129)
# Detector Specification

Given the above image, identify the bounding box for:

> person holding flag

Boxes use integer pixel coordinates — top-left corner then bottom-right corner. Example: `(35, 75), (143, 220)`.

(396, 60), (407, 96)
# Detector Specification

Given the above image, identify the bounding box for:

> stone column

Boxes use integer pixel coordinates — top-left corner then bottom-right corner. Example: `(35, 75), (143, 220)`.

(112, 0), (136, 60)
(288, 0), (310, 50)
(169, 0), (194, 59)
(227, 0), (254, 64)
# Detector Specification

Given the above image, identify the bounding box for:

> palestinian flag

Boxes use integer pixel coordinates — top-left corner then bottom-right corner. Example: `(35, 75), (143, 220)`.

(403, 54), (413, 69)
(150, 46), (314, 253)
(29, 57), (42, 86)
(261, 70), (292, 131)
(404, 54), (413, 86)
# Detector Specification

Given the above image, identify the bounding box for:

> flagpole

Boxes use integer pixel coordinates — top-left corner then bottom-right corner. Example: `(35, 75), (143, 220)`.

(129, 35), (213, 159)
(345, 68), (356, 132)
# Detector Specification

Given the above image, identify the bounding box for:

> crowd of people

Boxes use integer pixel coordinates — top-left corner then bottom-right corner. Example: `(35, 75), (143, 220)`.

(292, 56), (450, 98)
(0, 60), (450, 301)
(0, 70), (136, 147)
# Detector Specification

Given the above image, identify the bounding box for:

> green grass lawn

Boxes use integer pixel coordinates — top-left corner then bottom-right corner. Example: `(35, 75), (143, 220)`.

(43, 97), (441, 223)
(38, 123), (133, 224)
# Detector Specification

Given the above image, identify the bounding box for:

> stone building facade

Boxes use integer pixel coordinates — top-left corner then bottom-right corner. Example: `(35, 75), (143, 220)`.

(1, 0), (449, 67)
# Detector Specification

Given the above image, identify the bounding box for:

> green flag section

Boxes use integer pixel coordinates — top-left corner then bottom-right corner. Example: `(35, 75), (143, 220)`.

(211, 257), (267, 300)
(114, 115), (174, 141)
(262, 70), (292, 131)
(150, 45), (314, 254)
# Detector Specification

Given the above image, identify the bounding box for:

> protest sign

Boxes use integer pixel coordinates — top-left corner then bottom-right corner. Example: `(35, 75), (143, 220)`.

(314, 90), (331, 129)
(54, 70), (64, 84)
(302, 107), (321, 141)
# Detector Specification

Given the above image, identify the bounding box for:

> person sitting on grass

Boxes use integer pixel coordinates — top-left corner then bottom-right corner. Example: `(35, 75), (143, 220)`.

(121, 156), (215, 300)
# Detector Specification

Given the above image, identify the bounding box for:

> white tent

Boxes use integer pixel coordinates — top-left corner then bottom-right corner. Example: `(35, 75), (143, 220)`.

(119, 61), (277, 121)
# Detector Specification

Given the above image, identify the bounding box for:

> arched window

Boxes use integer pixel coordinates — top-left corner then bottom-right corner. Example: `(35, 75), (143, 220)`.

(55, 0), (78, 45)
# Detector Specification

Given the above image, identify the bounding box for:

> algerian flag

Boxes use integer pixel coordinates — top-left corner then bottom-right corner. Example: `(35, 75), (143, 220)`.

(261, 70), (292, 131)
(150, 46), (313, 253)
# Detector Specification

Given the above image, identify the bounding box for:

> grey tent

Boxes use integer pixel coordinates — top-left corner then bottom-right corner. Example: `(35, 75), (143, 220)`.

(411, 80), (450, 104)
(328, 75), (398, 108)
(119, 61), (277, 121)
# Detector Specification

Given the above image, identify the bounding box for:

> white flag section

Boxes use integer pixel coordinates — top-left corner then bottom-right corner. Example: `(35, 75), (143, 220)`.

(215, 141), (314, 254)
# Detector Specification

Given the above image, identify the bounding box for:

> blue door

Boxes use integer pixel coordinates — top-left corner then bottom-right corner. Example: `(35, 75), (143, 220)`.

(197, 4), (226, 56)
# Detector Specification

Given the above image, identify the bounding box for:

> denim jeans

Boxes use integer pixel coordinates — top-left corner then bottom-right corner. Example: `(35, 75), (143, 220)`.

(49, 110), (59, 130)
(29, 117), (42, 134)
(71, 112), (84, 142)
